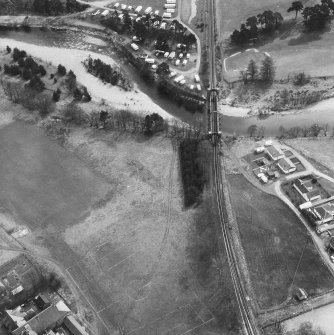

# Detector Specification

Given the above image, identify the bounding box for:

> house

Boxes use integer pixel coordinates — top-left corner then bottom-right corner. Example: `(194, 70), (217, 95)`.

(293, 178), (321, 202)
(277, 157), (296, 174)
(312, 201), (334, 224)
(266, 145), (284, 161)
(4, 300), (70, 335)
(63, 315), (89, 335)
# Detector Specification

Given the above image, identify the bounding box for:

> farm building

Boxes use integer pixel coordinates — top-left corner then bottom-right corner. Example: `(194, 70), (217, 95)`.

(293, 178), (321, 202)
(266, 145), (284, 161)
(312, 201), (334, 224)
(277, 157), (296, 174)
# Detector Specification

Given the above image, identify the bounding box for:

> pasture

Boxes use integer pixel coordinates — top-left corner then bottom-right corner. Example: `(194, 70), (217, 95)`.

(227, 174), (333, 309)
(0, 119), (235, 334)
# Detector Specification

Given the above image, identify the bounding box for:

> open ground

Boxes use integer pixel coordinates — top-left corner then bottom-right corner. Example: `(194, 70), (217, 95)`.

(0, 95), (241, 335)
(226, 173), (333, 310)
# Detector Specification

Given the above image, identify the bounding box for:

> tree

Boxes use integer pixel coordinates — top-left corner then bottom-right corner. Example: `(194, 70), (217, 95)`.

(66, 70), (77, 92)
(156, 62), (170, 76)
(247, 124), (258, 137)
(6, 46), (11, 54)
(303, 4), (331, 30)
(247, 59), (258, 82)
(49, 0), (64, 15)
(22, 68), (32, 81)
(123, 10), (132, 30)
(288, 1), (304, 18)
(246, 16), (258, 28)
(39, 65), (46, 76)
(57, 64), (66, 76)
(73, 88), (83, 101)
(53, 89), (61, 102)
(260, 56), (275, 83)
(27, 75), (45, 91)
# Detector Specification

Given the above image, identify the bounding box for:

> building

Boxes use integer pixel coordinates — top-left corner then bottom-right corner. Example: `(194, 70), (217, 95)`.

(266, 145), (284, 161)
(293, 178), (321, 202)
(312, 201), (334, 224)
(277, 157), (296, 174)
(4, 300), (70, 335)
(63, 315), (89, 335)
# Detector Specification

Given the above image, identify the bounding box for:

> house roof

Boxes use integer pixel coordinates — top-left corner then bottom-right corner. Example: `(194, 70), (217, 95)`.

(278, 157), (295, 171)
(64, 315), (89, 335)
(294, 179), (309, 194)
(266, 145), (284, 158)
(5, 307), (27, 328)
(12, 303), (70, 335)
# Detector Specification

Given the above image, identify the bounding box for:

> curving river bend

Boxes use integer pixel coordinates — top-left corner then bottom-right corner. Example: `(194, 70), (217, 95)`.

(1, 28), (334, 136)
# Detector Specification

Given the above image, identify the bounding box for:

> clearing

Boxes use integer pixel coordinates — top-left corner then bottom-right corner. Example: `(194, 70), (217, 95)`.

(227, 173), (333, 309)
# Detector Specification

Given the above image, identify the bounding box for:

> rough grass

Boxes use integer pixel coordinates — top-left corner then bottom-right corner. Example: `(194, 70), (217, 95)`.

(228, 174), (334, 309)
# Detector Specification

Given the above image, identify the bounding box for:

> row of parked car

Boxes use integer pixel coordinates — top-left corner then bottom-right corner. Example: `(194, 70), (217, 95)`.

(171, 74), (201, 91)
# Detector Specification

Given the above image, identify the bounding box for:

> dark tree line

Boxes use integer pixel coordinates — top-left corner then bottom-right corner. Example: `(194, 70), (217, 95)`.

(157, 79), (205, 112)
(278, 123), (332, 138)
(302, 0), (334, 30)
(32, 0), (88, 16)
(230, 10), (283, 45)
(83, 56), (132, 91)
(179, 139), (207, 207)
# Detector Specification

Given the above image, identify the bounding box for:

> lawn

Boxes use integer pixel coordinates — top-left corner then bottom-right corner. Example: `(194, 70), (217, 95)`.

(228, 174), (334, 309)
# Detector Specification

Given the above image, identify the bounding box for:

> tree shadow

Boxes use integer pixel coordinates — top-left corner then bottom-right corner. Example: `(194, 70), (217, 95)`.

(288, 25), (331, 45)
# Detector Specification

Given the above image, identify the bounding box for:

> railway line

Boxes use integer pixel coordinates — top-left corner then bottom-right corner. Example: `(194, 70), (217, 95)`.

(206, 0), (259, 334)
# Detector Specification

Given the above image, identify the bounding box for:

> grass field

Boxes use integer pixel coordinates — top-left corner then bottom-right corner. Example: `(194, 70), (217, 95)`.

(227, 174), (333, 309)
(285, 139), (334, 175)
(225, 50), (265, 72)
(0, 116), (240, 335)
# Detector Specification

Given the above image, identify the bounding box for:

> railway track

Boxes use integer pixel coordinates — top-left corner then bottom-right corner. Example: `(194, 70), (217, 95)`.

(206, 0), (259, 334)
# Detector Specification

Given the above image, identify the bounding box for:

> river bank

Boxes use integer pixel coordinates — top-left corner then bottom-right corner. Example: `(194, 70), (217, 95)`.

(0, 38), (175, 119)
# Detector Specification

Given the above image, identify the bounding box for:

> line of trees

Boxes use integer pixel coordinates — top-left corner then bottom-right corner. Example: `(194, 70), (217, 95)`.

(157, 79), (205, 112)
(32, 0), (88, 16)
(230, 10), (283, 45)
(240, 56), (275, 84)
(179, 139), (207, 207)
(83, 56), (132, 91)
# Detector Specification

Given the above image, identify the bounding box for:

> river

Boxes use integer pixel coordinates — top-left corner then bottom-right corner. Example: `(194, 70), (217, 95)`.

(1, 27), (334, 136)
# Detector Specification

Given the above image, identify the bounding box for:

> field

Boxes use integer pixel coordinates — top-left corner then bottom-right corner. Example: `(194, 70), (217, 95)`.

(227, 174), (334, 309)
(0, 115), (241, 335)
(224, 49), (266, 81)
(285, 139), (334, 174)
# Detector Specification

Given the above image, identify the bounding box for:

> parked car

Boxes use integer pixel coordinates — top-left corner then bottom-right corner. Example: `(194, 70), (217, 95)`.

(189, 84), (194, 90)
(175, 59), (180, 66)
(179, 79), (186, 85)
(179, 53), (183, 59)
(194, 74), (200, 83)
(151, 64), (157, 70)
(130, 43), (139, 51)
(182, 59), (187, 66)
(168, 51), (176, 59)
(169, 71), (177, 78)
(186, 53), (190, 59)
(163, 52), (169, 58)
(132, 36), (142, 42)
